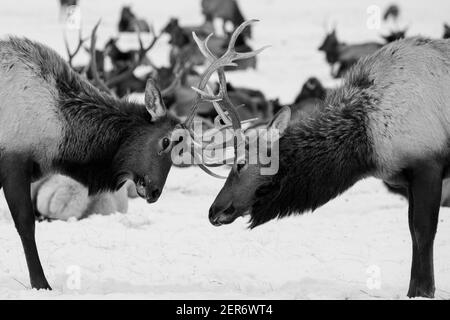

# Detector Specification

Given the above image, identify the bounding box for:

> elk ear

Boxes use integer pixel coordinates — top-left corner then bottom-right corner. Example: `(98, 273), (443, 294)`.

(268, 106), (291, 137)
(145, 78), (166, 121)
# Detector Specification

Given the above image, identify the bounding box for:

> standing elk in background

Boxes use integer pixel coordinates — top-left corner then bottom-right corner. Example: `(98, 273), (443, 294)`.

(0, 20), (181, 289)
(201, 0), (251, 39)
(383, 4), (400, 23)
(318, 28), (382, 78)
(444, 23), (450, 39)
(118, 6), (151, 33)
(162, 18), (208, 67)
(271, 77), (327, 121)
(208, 35), (450, 299)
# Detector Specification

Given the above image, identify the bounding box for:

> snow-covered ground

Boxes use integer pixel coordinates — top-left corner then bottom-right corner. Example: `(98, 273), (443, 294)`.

(1, 0), (450, 299)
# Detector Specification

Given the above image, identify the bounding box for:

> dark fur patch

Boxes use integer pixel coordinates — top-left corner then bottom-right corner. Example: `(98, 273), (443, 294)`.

(249, 81), (378, 228)
(54, 82), (178, 193)
(5, 37), (180, 194)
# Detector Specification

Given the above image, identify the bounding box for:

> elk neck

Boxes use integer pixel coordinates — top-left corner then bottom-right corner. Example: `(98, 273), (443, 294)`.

(249, 71), (379, 228)
(53, 68), (156, 194)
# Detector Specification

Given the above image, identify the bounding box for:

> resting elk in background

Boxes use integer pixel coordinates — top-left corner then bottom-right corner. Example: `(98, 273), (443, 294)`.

(208, 34), (450, 298)
(0, 23), (181, 289)
(270, 77), (326, 122)
(318, 28), (382, 78)
(58, 0), (78, 20)
(201, 0), (251, 39)
(31, 176), (137, 221)
(118, 6), (151, 33)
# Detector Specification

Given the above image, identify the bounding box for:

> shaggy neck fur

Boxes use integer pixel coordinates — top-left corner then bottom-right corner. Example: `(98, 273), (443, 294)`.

(53, 65), (157, 194)
(250, 71), (379, 228)
(4, 37), (173, 194)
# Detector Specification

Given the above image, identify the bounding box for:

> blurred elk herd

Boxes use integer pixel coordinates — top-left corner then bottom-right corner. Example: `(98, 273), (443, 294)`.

(35, 0), (450, 221)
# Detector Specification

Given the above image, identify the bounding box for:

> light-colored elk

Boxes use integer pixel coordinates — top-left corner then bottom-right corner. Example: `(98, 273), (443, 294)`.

(0, 20), (180, 290)
(203, 31), (450, 299)
(31, 176), (136, 221)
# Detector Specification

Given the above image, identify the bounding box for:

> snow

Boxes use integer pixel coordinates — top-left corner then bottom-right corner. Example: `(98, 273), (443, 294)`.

(1, 0), (450, 299)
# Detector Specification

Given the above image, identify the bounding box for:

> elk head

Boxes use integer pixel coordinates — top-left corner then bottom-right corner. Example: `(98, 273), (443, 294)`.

(117, 78), (180, 203)
(172, 19), (272, 223)
(208, 107), (291, 226)
(444, 23), (450, 39)
(318, 26), (339, 65)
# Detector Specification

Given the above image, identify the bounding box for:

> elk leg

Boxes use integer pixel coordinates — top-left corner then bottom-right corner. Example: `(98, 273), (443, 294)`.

(406, 164), (442, 298)
(0, 156), (51, 290)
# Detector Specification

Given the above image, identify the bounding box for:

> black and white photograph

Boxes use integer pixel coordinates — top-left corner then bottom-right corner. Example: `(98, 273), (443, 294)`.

(0, 0), (450, 305)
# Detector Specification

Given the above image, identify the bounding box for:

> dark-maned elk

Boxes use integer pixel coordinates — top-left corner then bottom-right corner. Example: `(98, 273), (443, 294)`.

(162, 18), (208, 67)
(381, 28), (407, 43)
(318, 28), (382, 78)
(444, 23), (450, 39)
(65, 23), (161, 98)
(118, 6), (151, 33)
(201, 0), (251, 39)
(270, 77), (327, 121)
(104, 38), (142, 71)
(0, 29), (180, 289)
(383, 4), (400, 22)
(208, 36), (450, 298)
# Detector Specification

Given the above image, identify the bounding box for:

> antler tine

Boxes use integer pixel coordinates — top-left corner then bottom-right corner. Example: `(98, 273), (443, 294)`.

(64, 28), (89, 68)
(186, 20), (267, 128)
(104, 24), (161, 90)
(89, 20), (111, 93)
(182, 19), (268, 174)
(136, 21), (161, 57)
(160, 60), (192, 98)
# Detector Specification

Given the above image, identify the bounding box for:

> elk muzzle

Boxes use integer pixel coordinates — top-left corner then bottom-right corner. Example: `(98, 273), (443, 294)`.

(135, 175), (161, 203)
(209, 202), (241, 226)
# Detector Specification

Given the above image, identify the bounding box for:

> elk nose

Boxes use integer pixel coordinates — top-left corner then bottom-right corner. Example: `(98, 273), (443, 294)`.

(146, 186), (161, 203)
(209, 206), (222, 226)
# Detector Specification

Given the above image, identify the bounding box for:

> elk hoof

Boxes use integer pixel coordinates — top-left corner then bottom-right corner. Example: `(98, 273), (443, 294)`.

(407, 284), (435, 298)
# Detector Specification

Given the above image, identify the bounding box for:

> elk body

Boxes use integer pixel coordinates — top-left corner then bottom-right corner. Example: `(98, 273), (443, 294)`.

(31, 175), (135, 221)
(444, 23), (450, 39)
(0, 36), (180, 289)
(209, 37), (450, 298)
(318, 29), (382, 78)
(270, 77), (327, 122)
(201, 0), (250, 39)
(118, 6), (151, 33)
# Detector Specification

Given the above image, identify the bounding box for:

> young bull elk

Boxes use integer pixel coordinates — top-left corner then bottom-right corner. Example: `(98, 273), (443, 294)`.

(207, 34), (450, 298)
(0, 19), (261, 290)
(0, 32), (180, 289)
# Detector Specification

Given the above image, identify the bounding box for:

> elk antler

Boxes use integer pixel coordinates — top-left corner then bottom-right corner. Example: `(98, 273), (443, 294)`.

(182, 19), (269, 177)
(88, 20), (111, 93)
(104, 22), (161, 89)
(64, 28), (89, 68)
(87, 20), (162, 95)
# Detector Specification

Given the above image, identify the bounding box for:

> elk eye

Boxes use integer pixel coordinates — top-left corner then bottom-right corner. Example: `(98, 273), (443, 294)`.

(160, 137), (171, 152)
